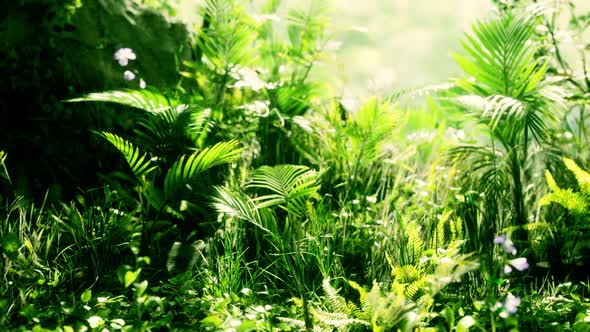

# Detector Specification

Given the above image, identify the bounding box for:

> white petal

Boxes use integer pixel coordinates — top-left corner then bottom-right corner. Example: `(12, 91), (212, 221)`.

(124, 71), (136, 81)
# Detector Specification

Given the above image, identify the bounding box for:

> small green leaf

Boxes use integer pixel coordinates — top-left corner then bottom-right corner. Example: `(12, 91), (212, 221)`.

(1, 232), (19, 260)
(81, 289), (92, 303)
(135, 280), (148, 297)
(124, 270), (140, 288)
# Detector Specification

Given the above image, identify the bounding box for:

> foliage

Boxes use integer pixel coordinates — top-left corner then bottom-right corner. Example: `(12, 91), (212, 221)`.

(3, 0), (590, 330)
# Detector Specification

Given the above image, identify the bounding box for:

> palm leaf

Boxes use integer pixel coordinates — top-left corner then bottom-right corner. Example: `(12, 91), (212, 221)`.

(163, 140), (242, 198)
(211, 186), (276, 235)
(98, 132), (157, 179)
(246, 165), (321, 217)
(67, 89), (178, 114)
(199, 0), (256, 69)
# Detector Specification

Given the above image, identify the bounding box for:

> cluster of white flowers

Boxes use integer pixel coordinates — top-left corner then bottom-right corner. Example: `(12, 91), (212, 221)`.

(114, 48), (146, 89)
(240, 100), (270, 117)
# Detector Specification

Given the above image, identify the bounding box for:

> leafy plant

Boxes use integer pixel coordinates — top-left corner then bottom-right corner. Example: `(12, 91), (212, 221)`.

(212, 164), (322, 330)
(539, 157), (590, 272)
(448, 8), (568, 255)
(286, 244), (478, 332)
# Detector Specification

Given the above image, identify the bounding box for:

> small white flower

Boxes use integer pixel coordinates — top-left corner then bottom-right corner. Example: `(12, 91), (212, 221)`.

(494, 235), (506, 244)
(114, 48), (136, 66)
(510, 257), (529, 271)
(87, 316), (105, 328)
(494, 234), (517, 255)
(500, 294), (521, 318)
(124, 70), (135, 81)
(366, 196), (377, 204)
(139, 78), (146, 89)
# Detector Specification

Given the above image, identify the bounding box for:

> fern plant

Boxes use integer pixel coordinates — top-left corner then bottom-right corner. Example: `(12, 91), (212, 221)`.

(293, 96), (402, 199)
(285, 245), (478, 332)
(539, 157), (590, 271)
(541, 157), (590, 216)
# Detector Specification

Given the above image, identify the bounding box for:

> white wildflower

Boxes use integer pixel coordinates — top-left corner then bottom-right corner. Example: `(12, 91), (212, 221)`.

(510, 257), (529, 271)
(114, 48), (136, 66)
(124, 70), (135, 81)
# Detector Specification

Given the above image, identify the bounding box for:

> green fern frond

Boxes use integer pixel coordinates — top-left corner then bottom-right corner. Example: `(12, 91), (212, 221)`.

(392, 265), (421, 284)
(450, 217), (464, 242)
(163, 140), (241, 198)
(405, 276), (429, 301)
(406, 222), (424, 262)
(67, 89), (177, 114)
(540, 159), (590, 216)
(98, 132), (158, 179)
(563, 158), (590, 196)
(312, 309), (369, 328)
(247, 165), (321, 218)
(321, 278), (349, 314)
(199, 0), (257, 69)
(347, 280), (367, 318)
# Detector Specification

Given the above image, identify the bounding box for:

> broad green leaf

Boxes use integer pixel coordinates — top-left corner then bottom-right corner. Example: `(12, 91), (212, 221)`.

(81, 289), (92, 303)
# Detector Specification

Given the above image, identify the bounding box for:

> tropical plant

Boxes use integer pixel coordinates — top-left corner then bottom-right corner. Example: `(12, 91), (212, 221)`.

(212, 164), (322, 330)
(284, 244), (478, 332)
(539, 157), (590, 274)
(447, 8), (568, 254)
(68, 89), (242, 268)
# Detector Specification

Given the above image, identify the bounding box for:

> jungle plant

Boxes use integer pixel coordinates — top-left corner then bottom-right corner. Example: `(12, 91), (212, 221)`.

(282, 245), (478, 332)
(182, 0), (333, 166)
(68, 89), (242, 263)
(212, 164), (322, 331)
(0, 192), (138, 327)
(539, 157), (590, 272)
(447, 8), (568, 253)
(0, 150), (9, 184)
(293, 96), (402, 200)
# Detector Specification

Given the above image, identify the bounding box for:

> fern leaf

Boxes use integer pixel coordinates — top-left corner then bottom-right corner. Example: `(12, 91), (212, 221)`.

(98, 132), (157, 179)
(563, 158), (590, 196)
(247, 165), (320, 217)
(163, 140), (242, 198)
(312, 309), (369, 328)
(321, 279), (348, 314)
(540, 161), (590, 216)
